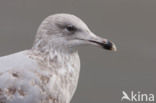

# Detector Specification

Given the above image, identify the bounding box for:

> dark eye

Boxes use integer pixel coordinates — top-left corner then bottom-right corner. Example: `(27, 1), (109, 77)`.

(66, 25), (77, 32)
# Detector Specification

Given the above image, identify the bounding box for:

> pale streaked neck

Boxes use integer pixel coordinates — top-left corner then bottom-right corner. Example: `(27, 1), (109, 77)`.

(31, 41), (78, 63)
(30, 47), (79, 71)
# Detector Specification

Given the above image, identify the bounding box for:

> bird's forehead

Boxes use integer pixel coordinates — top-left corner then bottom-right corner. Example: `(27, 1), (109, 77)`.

(50, 14), (89, 30)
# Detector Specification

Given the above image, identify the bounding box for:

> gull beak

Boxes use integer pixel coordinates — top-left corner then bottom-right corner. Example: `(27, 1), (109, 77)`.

(86, 32), (117, 51)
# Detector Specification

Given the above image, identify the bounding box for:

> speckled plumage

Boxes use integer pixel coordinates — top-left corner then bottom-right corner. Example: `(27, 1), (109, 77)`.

(0, 13), (116, 103)
(0, 49), (80, 103)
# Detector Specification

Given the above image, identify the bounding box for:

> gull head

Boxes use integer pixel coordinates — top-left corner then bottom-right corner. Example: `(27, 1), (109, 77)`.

(33, 13), (117, 52)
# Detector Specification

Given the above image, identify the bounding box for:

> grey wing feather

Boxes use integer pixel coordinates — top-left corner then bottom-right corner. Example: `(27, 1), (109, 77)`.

(0, 51), (43, 103)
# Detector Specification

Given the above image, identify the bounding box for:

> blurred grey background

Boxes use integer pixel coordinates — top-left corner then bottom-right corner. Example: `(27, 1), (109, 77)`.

(0, 0), (156, 103)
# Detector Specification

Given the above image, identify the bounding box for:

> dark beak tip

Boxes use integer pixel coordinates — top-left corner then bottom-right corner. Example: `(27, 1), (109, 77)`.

(88, 39), (117, 51)
(103, 41), (117, 52)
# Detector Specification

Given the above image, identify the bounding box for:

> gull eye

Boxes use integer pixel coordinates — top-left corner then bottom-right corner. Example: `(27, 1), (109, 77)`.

(66, 25), (77, 32)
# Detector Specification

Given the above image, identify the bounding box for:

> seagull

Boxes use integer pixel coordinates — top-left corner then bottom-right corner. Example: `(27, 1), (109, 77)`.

(0, 13), (117, 103)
